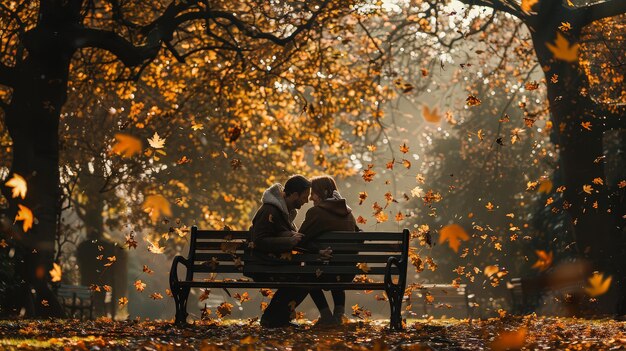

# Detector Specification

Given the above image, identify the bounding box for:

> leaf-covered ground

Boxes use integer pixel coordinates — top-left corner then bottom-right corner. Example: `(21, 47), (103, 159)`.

(0, 316), (624, 350)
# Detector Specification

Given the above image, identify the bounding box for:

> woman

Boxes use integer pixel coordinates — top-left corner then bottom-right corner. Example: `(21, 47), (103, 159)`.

(299, 175), (359, 325)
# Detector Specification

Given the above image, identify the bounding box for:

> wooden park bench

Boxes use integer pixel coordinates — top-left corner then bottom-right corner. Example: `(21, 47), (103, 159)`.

(415, 284), (475, 318)
(56, 284), (94, 320)
(169, 226), (409, 330)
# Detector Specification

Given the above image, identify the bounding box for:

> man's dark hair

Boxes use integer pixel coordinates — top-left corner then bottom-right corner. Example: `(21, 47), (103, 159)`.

(284, 174), (311, 196)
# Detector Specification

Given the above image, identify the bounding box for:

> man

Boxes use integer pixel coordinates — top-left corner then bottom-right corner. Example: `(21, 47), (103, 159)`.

(247, 174), (311, 327)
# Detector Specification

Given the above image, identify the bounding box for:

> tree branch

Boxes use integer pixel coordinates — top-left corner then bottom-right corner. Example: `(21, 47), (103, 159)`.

(458, 0), (525, 20)
(70, 28), (161, 67)
(580, 0), (626, 27)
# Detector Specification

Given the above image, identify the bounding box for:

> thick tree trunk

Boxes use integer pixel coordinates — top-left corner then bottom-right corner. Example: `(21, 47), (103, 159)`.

(0, 14), (78, 317)
(530, 9), (626, 315)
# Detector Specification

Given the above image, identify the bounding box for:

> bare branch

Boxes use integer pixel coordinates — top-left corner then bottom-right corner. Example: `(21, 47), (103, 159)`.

(71, 28), (160, 67)
(580, 0), (626, 26)
(458, 0), (526, 20)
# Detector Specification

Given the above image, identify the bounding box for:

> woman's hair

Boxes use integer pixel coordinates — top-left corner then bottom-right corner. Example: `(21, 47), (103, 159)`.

(311, 175), (338, 199)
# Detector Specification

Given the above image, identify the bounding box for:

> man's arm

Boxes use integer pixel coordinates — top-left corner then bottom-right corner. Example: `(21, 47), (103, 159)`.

(252, 206), (302, 253)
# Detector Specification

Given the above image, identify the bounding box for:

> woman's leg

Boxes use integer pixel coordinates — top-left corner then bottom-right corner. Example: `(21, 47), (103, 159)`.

(331, 290), (346, 321)
(309, 290), (333, 321)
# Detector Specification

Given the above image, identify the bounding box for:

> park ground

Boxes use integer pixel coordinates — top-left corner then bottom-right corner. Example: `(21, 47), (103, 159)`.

(0, 316), (624, 350)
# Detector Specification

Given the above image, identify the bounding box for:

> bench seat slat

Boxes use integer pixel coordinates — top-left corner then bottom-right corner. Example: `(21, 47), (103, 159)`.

(240, 265), (399, 275)
(313, 232), (404, 241)
(191, 253), (401, 263)
(176, 281), (387, 290)
(195, 231), (249, 240)
(302, 243), (402, 252)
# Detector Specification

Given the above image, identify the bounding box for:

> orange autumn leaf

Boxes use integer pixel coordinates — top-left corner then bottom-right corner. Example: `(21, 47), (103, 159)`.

(491, 327), (527, 351)
(118, 297), (128, 306)
(422, 106), (441, 123)
(356, 216), (367, 224)
(142, 194), (172, 223)
(483, 265), (499, 278)
(5, 173), (27, 199)
(521, 0), (538, 12)
(362, 165), (376, 182)
(439, 224), (469, 253)
(399, 143), (409, 153)
(356, 262), (371, 273)
(150, 292), (163, 300)
(466, 95), (481, 106)
(49, 262), (62, 282)
(402, 159), (411, 169)
(394, 212), (405, 222)
(546, 32), (579, 62)
(110, 133), (142, 158)
(531, 250), (553, 272)
(585, 272), (612, 297)
(146, 238), (165, 254)
(358, 192), (368, 205)
(217, 302), (233, 318)
(582, 184), (593, 194)
(134, 280), (146, 292)
(537, 179), (553, 194)
(375, 211), (388, 223)
(15, 204), (34, 232)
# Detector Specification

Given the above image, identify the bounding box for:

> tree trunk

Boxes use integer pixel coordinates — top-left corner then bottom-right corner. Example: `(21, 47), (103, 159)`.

(0, 19), (78, 318)
(530, 8), (626, 315)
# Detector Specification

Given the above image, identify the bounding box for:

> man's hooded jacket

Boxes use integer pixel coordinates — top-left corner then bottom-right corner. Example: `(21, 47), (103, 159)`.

(249, 184), (299, 255)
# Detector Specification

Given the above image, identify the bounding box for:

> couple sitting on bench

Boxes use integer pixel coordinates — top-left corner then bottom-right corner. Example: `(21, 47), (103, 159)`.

(246, 174), (359, 328)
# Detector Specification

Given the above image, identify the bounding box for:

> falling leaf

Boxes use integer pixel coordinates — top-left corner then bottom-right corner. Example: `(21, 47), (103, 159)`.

(524, 81), (539, 91)
(410, 186), (423, 198)
(150, 292), (163, 300)
(581, 121), (592, 131)
(367, 144), (377, 152)
(531, 250), (553, 272)
(5, 173), (27, 199)
(521, 0), (538, 12)
(147, 132), (166, 149)
(142, 194), (172, 224)
(134, 280), (146, 292)
(104, 256), (116, 267)
(485, 202), (494, 211)
(216, 302), (233, 318)
(143, 265), (154, 274)
(559, 22), (571, 32)
(14, 204), (34, 232)
(422, 106), (441, 123)
(466, 95), (481, 106)
(585, 272), (611, 297)
(439, 224), (469, 253)
(358, 192), (368, 205)
(49, 263), (62, 282)
(386, 158), (395, 170)
(191, 123), (204, 130)
(395, 212), (405, 222)
(582, 185), (593, 194)
(546, 33), (579, 62)
(402, 159), (411, 169)
(491, 327), (527, 351)
(400, 143), (409, 153)
(484, 265), (499, 277)
(146, 238), (165, 254)
(118, 297), (128, 307)
(362, 165), (376, 182)
(356, 216), (367, 224)
(538, 179), (553, 194)
(111, 134), (142, 158)
(592, 177), (604, 185)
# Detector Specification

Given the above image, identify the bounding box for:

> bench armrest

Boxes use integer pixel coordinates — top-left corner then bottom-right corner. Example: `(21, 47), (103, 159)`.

(169, 255), (191, 288)
(384, 256), (401, 287)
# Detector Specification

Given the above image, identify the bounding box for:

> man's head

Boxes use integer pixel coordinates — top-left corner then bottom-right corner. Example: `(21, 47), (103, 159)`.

(283, 174), (311, 211)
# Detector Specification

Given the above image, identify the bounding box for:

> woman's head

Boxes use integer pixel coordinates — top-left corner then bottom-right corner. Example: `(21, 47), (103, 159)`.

(310, 175), (338, 205)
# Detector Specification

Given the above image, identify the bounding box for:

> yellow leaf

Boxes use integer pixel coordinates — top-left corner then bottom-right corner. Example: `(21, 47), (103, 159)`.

(356, 262), (371, 273)
(491, 327), (527, 351)
(531, 250), (553, 272)
(400, 143), (409, 153)
(147, 132), (166, 149)
(537, 179), (553, 194)
(5, 173), (27, 199)
(49, 263), (62, 282)
(582, 184), (593, 194)
(438, 224), (469, 253)
(14, 204), (33, 232)
(134, 280), (146, 292)
(142, 194), (172, 223)
(118, 297), (128, 306)
(546, 33), (579, 62)
(422, 106), (441, 123)
(484, 265), (499, 277)
(521, 0), (538, 12)
(111, 134), (142, 158)
(146, 238), (165, 254)
(585, 272), (611, 297)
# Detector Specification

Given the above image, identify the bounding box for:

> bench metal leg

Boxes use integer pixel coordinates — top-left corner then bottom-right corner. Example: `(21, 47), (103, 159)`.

(386, 285), (403, 331)
(173, 286), (190, 325)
